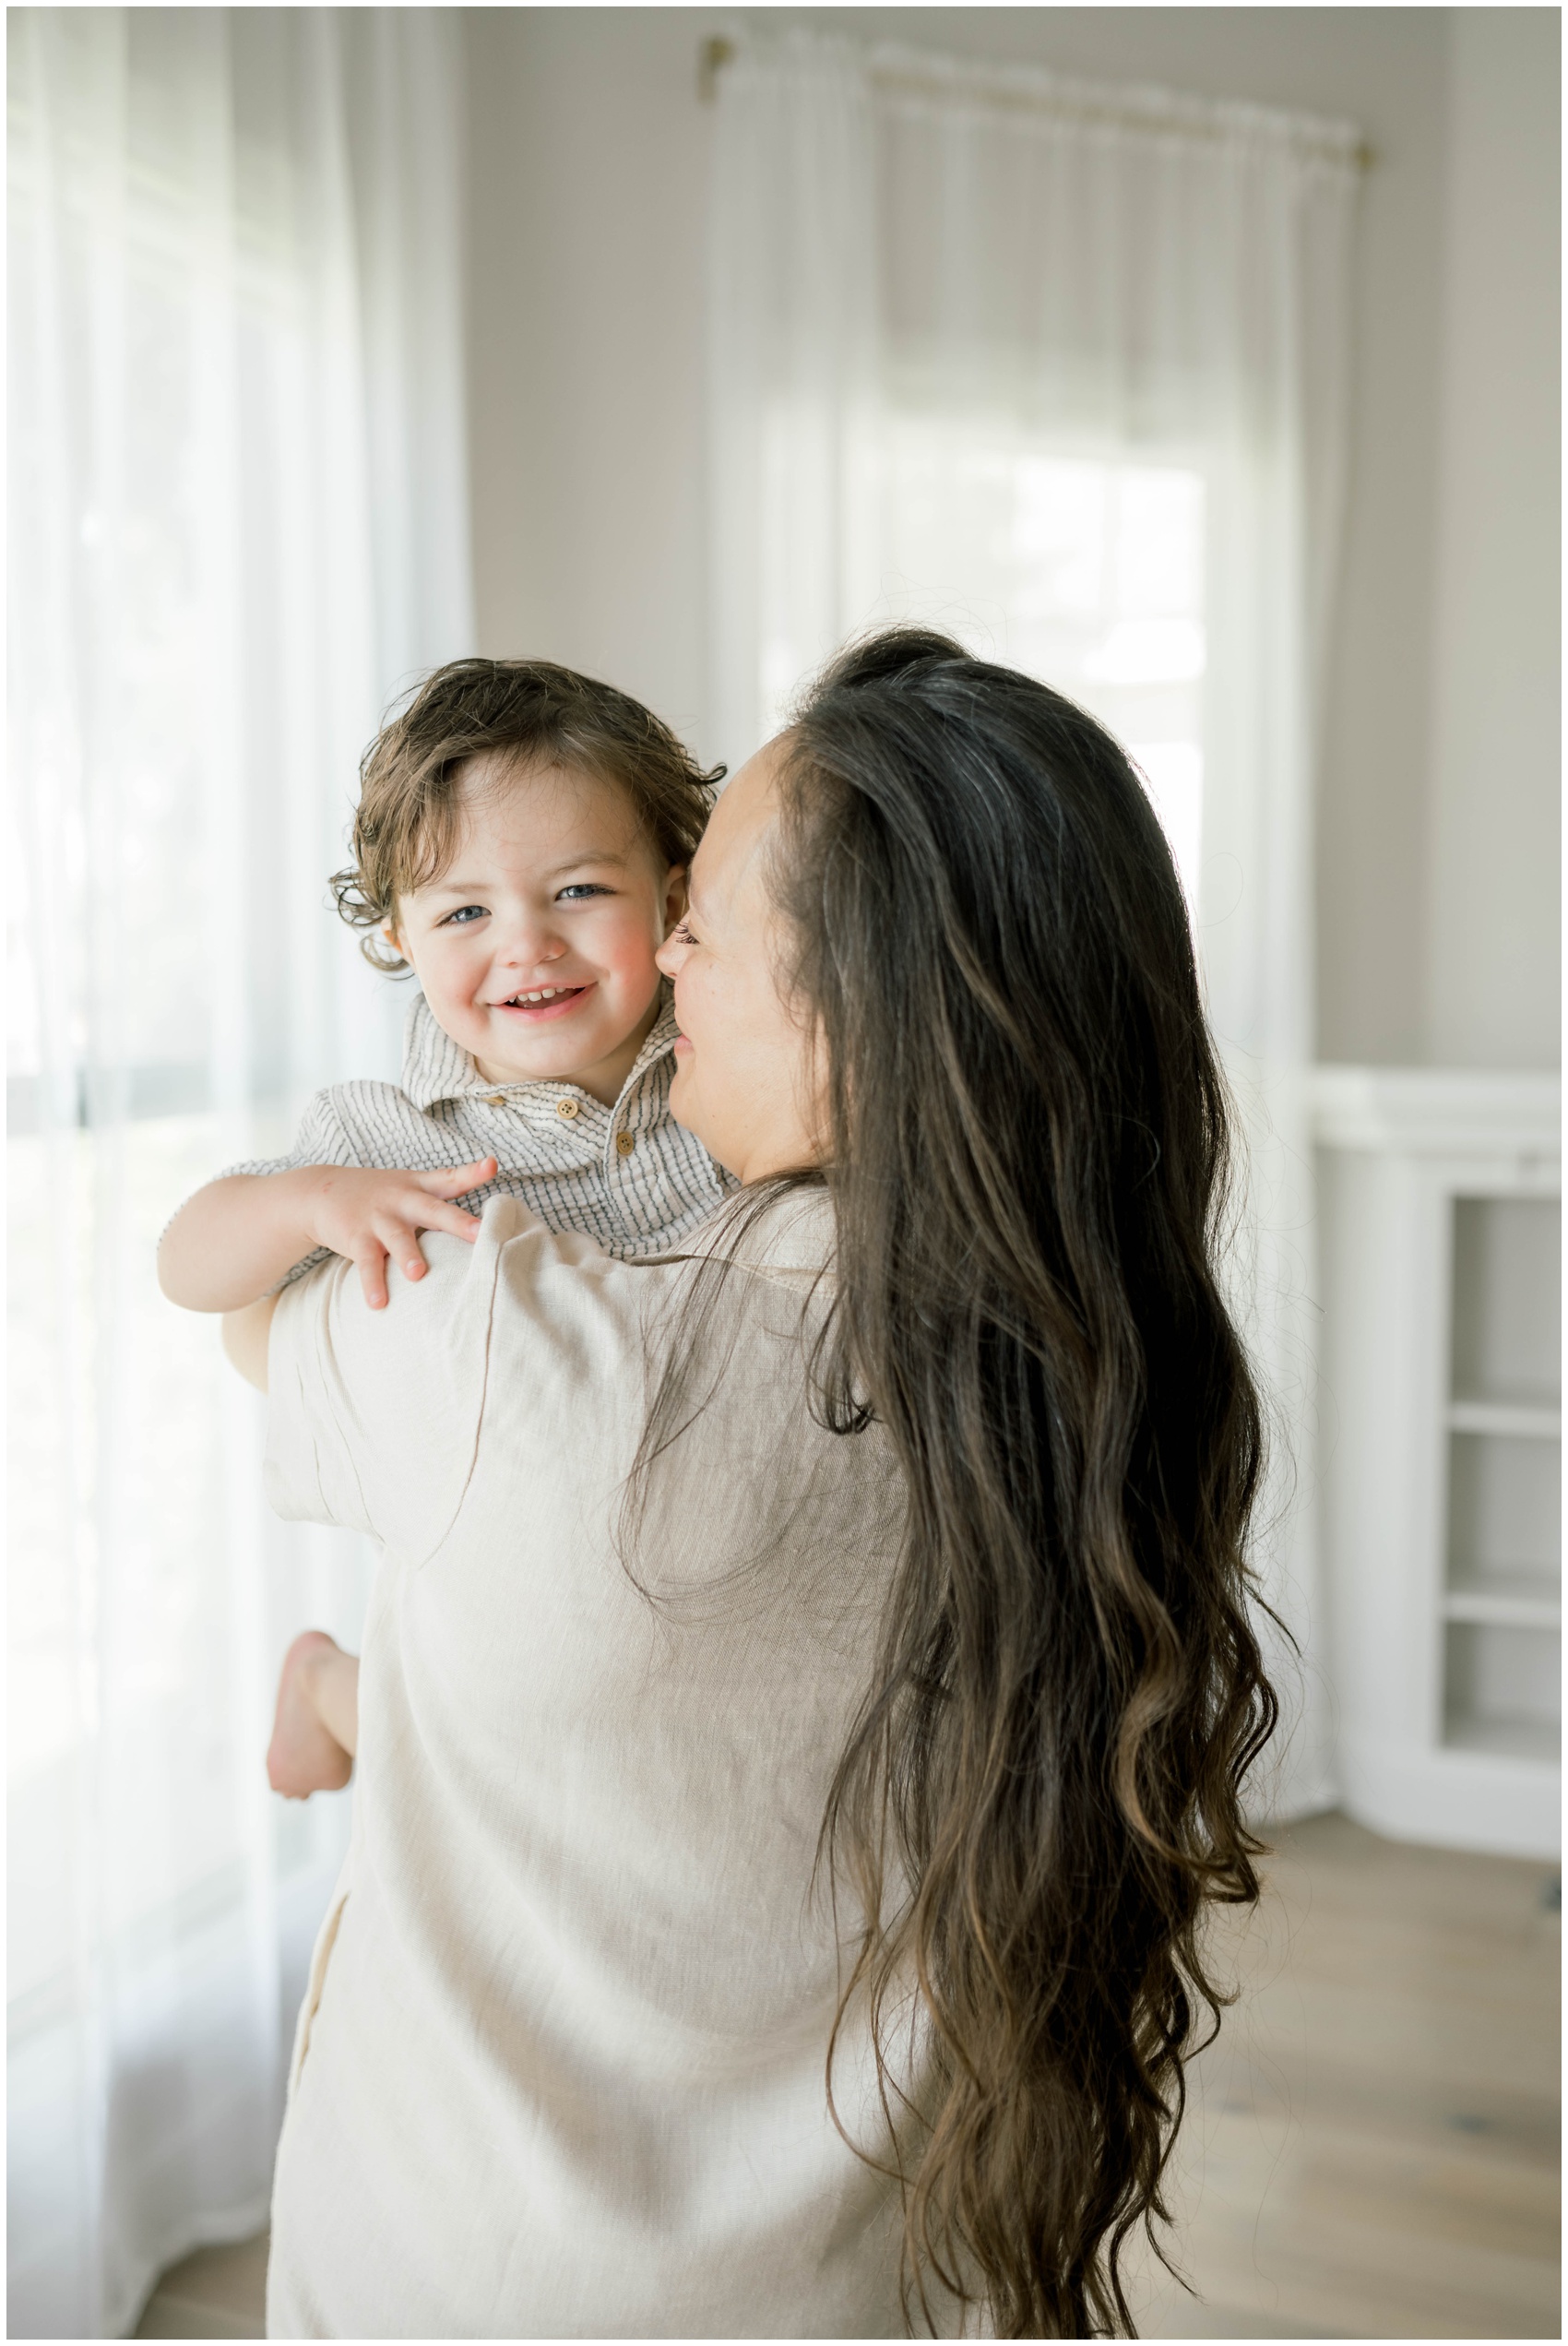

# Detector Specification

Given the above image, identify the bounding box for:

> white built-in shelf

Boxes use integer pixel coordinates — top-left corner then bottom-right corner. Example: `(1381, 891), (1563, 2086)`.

(1310, 1066), (1562, 1163)
(1443, 1577), (1562, 1631)
(1447, 1397), (1562, 1441)
(1443, 1713), (1562, 1767)
(1315, 1066), (1561, 1858)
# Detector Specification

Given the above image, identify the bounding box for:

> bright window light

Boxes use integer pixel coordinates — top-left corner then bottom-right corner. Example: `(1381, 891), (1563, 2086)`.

(851, 418), (1207, 912)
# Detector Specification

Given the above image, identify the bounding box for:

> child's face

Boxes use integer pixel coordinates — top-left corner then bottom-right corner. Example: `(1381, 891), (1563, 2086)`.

(389, 754), (684, 1105)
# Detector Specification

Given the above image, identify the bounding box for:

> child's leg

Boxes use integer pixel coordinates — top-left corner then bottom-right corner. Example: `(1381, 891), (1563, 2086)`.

(311, 1644), (360, 1756)
(267, 1631), (361, 1799)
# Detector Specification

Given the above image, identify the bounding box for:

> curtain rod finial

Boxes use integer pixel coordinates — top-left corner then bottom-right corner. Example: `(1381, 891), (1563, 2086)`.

(699, 36), (733, 104)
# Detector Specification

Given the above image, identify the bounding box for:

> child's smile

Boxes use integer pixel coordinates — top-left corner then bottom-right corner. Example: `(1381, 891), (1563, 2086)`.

(391, 753), (685, 1108)
(493, 983), (588, 1012)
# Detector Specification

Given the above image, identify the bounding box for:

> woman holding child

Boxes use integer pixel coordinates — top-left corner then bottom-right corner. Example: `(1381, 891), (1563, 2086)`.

(162, 631), (1276, 2338)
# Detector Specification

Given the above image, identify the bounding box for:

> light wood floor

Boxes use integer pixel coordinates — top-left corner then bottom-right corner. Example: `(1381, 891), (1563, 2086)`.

(134, 1812), (1560, 2340)
(1127, 1810), (1560, 2338)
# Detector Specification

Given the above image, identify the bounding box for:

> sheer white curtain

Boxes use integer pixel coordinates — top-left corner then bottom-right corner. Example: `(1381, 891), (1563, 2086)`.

(7, 12), (472, 2334)
(708, 29), (1360, 1815)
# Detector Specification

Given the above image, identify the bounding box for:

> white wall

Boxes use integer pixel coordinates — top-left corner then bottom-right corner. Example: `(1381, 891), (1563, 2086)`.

(463, 8), (716, 747)
(461, 6), (1560, 1072)
(1425, 10), (1560, 1070)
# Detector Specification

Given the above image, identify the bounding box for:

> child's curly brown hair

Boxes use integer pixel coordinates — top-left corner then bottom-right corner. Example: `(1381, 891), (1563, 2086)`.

(333, 658), (723, 972)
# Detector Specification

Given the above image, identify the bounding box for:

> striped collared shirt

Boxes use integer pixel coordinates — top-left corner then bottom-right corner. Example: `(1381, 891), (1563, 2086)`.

(224, 988), (734, 1280)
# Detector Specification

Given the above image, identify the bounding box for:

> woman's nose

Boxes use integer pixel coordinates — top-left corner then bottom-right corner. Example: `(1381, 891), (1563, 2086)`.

(655, 934), (683, 977)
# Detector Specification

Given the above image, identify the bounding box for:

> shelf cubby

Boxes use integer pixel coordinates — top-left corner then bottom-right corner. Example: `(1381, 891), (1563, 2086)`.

(1443, 1621), (1561, 1765)
(1450, 1195), (1561, 1403)
(1441, 1199), (1561, 1766)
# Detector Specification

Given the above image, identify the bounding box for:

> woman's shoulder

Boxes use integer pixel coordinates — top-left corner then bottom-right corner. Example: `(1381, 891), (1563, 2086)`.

(480, 1183), (837, 1391)
(645, 1183), (835, 1280)
(483, 1181), (833, 1279)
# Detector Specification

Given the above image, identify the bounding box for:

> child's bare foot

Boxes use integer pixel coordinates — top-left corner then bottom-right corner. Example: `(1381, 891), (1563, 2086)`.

(267, 1631), (354, 1799)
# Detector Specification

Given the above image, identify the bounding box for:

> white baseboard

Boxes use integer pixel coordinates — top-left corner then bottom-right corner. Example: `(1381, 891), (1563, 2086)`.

(1338, 1732), (1561, 1861)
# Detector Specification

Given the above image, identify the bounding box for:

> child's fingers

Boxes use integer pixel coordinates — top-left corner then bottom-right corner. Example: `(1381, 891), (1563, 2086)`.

(410, 1158), (497, 1199)
(375, 1213), (429, 1286)
(352, 1239), (392, 1311)
(416, 1198), (488, 1244)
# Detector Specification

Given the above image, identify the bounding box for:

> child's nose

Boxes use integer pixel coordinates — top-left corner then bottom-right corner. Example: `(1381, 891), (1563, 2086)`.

(495, 918), (565, 968)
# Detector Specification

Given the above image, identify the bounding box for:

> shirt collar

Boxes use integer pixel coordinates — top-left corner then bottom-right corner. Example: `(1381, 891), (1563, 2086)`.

(400, 987), (681, 1113)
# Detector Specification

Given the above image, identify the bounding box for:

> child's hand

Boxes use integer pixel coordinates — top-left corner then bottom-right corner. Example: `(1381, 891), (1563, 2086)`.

(304, 1157), (498, 1309)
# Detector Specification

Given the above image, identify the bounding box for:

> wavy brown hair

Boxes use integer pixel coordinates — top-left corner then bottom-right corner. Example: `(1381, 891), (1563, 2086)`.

(763, 629), (1278, 2336)
(331, 658), (721, 971)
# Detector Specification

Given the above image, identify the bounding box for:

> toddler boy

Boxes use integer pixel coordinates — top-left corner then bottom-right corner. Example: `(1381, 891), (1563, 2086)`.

(159, 659), (731, 1794)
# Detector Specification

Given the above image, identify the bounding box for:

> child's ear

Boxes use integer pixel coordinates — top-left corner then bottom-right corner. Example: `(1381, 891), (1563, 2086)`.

(662, 865), (688, 934)
(382, 920), (404, 959)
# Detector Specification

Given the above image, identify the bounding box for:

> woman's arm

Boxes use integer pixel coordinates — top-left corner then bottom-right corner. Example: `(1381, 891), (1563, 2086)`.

(159, 1157), (497, 1314)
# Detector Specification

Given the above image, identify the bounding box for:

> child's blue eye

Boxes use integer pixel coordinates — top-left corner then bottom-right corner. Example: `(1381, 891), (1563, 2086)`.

(442, 904), (487, 926)
(557, 883), (611, 902)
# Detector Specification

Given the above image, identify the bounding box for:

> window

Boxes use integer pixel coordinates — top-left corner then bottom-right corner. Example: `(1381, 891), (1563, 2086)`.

(859, 417), (1206, 909)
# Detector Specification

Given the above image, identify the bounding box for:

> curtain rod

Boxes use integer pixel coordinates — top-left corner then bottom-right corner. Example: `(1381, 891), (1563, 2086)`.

(696, 36), (1372, 169)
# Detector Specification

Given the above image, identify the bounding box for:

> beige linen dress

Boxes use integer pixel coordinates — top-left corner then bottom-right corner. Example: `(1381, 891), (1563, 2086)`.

(262, 1190), (935, 2340)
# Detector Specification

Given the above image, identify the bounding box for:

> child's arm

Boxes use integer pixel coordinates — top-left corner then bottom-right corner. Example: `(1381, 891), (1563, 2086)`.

(158, 1156), (498, 1314)
(221, 1293), (278, 1390)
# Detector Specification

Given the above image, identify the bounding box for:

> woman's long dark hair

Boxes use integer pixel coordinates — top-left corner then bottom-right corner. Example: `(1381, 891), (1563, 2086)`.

(769, 629), (1277, 2337)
